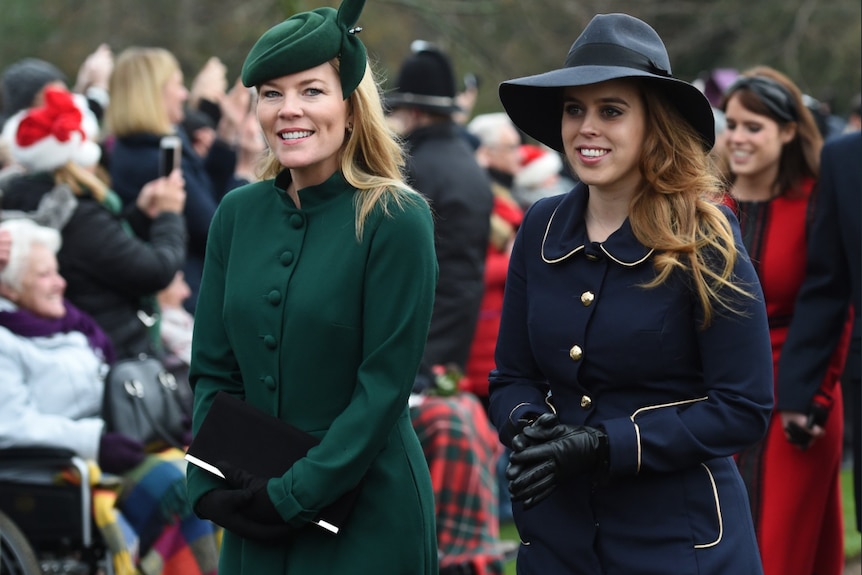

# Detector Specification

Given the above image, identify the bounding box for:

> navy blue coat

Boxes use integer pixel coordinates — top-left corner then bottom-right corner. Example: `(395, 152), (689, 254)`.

(778, 131), (862, 407)
(109, 128), (238, 314)
(488, 183), (773, 574)
(777, 131), (862, 529)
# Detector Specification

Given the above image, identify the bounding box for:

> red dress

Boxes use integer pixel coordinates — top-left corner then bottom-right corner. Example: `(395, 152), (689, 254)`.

(731, 180), (851, 575)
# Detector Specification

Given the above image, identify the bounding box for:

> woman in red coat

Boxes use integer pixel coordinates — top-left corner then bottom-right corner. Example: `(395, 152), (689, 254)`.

(464, 190), (523, 403)
(723, 66), (851, 575)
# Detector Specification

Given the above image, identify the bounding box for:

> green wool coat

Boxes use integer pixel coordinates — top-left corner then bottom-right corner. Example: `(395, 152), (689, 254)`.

(186, 170), (439, 574)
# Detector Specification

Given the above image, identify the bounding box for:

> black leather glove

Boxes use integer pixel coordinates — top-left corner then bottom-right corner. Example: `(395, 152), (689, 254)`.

(219, 461), (283, 525)
(195, 488), (293, 542)
(506, 413), (609, 508)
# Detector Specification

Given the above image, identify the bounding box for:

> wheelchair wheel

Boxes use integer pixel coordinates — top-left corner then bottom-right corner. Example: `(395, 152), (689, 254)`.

(0, 509), (41, 575)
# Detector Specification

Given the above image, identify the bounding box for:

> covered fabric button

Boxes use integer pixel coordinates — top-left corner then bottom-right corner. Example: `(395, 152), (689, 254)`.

(279, 251), (294, 265)
(580, 291), (595, 306)
(267, 290), (282, 305)
(290, 214), (305, 229)
(264, 335), (277, 349)
(580, 395), (592, 409)
(263, 375), (276, 389)
(569, 345), (583, 361)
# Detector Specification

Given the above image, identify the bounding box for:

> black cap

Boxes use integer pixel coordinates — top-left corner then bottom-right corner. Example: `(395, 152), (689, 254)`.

(386, 44), (460, 114)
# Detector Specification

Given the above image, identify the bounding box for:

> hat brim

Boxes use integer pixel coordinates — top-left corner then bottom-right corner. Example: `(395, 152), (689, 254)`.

(500, 66), (715, 153)
(385, 91), (461, 115)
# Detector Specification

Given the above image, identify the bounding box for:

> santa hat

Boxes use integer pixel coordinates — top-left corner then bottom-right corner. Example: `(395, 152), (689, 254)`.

(515, 144), (562, 189)
(1, 86), (101, 173)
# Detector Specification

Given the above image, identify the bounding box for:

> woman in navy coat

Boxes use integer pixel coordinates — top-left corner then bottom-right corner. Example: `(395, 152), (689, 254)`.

(488, 14), (774, 575)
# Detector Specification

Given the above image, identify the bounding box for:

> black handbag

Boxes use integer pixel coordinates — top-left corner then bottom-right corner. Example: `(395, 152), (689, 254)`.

(103, 355), (191, 451)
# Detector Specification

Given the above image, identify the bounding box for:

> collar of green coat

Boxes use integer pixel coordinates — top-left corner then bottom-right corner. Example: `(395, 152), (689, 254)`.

(273, 169), (353, 209)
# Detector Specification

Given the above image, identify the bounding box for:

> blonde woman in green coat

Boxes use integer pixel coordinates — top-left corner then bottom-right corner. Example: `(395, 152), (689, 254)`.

(186, 0), (440, 572)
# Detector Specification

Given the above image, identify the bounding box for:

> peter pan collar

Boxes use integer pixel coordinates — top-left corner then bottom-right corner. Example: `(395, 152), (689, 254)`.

(540, 183), (654, 266)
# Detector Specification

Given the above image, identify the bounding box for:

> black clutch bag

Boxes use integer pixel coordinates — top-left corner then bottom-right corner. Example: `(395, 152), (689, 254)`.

(185, 391), (362, 534)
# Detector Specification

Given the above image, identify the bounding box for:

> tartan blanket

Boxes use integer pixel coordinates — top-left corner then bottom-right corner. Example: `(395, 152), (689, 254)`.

(410, 393), (505, 575)
(68, 449), (220, 575)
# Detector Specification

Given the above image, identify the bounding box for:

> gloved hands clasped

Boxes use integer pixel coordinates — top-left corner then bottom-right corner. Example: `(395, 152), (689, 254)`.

(194, 462), (293, 541)
(506, 413), (609, 509)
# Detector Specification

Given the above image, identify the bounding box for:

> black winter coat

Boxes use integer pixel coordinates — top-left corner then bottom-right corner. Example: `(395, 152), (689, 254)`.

(403, 122), (494, 376)
(0, 172), (186, 359)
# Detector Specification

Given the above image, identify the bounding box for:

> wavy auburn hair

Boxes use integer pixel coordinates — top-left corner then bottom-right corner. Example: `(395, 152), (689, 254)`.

(630, 79), (753, 327)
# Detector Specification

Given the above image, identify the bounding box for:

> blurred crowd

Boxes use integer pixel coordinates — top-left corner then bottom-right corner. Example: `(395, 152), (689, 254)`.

(0, 38), (858, 575)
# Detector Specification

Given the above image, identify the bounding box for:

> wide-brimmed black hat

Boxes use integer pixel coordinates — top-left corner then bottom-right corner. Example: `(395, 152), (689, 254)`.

(385, 44), (461, 114)
(499, 13), (715, 152)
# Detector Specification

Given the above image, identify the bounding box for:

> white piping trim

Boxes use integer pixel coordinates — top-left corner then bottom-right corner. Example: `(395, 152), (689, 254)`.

(693, 463), (724, 548)
(630, 397), (709, 421)
(600, 243), (655, 266)
(540, 204), (655, 265)
(629, 397), (708, 476)
(508, 402), (532, 426)
(541, 205), (583, 263)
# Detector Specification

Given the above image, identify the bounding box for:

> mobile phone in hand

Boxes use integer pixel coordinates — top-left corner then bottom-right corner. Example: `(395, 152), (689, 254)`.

(159, 136), (182, 177)
(785, 420), (813, 449)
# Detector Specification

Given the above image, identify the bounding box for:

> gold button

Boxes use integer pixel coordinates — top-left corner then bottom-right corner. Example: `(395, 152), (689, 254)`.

(580, 291), (595, 306)
(580, 395), (592, 408)
(585, 253), (599, 261)
(569, 345), (583, 361)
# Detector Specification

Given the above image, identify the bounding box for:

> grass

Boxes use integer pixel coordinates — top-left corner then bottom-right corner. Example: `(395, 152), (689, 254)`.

(843, 467), (861, 559)
(499, 521), (518, 575)
(498, 467), (860, 575)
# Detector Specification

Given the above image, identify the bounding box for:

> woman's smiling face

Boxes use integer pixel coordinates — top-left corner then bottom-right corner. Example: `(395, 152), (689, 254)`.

(256, 62), (352, 188)
(7, 243), (67, 319)
(560, 78), (646, 196)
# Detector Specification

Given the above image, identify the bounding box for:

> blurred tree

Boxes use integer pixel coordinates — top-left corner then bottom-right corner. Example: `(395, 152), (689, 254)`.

(0, 0), (858, 122)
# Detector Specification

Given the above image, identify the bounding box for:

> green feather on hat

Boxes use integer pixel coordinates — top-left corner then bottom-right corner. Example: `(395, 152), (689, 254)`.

(241, 0), (367, 99)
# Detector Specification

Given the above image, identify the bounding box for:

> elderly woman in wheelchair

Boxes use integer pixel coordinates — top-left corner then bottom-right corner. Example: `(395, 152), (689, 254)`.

(0, 219), (219, 575)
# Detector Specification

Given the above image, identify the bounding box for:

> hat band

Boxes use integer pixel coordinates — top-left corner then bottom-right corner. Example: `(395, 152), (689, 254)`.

(392, 92), (457, 109)
(564, 43), (671, 77)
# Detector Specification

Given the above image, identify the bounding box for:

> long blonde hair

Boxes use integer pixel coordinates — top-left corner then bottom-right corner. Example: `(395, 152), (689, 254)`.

(257, 60), (422, 240)
(106, 47), (180, 137)
(54, 161), (109, 203)
(632, 83), (752, 327)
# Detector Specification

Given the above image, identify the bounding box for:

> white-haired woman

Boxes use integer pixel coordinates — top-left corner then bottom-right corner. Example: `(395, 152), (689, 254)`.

(0, 218), (219, 575)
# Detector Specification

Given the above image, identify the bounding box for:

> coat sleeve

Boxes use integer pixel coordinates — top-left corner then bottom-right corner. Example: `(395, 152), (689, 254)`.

(777, 135), (857, 412)
(488, 202), (554, 446)
(602, 207), (774, 475)
(186, 201), (245, 507)
(62, 201), (187, 296)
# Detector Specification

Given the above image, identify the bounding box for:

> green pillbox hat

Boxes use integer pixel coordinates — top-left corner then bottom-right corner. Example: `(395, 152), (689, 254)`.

(241, 0), (367, 99)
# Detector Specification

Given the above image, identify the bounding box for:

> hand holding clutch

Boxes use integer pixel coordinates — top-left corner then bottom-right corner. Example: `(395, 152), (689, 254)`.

(220, 461), (284, 525)
(195, 461), (292, 541)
